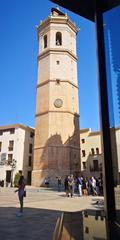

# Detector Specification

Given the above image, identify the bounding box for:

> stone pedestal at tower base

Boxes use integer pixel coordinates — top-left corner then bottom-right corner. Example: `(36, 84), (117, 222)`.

(32, 144), (80, 187)
(32, 169), (74, 187)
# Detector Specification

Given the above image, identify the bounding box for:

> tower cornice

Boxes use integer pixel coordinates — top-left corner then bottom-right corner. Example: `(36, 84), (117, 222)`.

(35, 110), (80, 117)
(37, 48), (78, 61)
(37, 79), (78, 89)
(38, 16), (79, 35)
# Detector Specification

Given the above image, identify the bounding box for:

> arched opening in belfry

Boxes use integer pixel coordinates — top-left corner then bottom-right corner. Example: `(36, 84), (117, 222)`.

(44, 35), (47, 48)
(56, 32), (62, 45)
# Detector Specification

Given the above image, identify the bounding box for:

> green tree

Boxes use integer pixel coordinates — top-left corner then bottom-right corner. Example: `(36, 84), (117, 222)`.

(14, 172), (21, 187)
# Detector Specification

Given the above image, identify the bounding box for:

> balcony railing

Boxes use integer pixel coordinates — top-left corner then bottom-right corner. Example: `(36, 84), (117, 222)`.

(0, 158), (17, 168)
(90, 166), (102, 172)
(89, 152), (102, 156)
(7, 159), (12, 165)
(8, 146), (13, 151)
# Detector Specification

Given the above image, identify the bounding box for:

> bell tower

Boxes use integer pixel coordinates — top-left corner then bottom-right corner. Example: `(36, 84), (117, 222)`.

(32, 8), (80, 186)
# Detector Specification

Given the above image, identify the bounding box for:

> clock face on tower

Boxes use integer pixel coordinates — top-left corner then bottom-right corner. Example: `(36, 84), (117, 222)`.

(54, 98), (63, 108)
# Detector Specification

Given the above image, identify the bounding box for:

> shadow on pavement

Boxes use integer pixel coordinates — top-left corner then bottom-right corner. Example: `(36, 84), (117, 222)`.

(1, 206), (119, 240)
(0, 206), (60, 240)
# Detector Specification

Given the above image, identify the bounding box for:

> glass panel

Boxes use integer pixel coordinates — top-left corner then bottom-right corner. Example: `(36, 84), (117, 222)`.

(103, 6), (120, 127)
(53, 210), (107, 239)
(103, 5), (120, 224)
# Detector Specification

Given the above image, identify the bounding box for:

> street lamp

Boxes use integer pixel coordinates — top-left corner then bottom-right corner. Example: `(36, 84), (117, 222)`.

(10, 159), (17, 187)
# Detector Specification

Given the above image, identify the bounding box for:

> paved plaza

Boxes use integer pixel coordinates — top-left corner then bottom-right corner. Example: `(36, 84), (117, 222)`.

(0, 186), (104, 240)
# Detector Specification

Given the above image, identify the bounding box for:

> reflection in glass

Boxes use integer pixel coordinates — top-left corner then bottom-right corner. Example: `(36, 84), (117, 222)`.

(53, 210), (107, 240)
(104, 6), (120, 128)
(103, 5), (120, 225)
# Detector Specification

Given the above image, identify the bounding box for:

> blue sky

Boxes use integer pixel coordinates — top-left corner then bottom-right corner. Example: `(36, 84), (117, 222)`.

(0, 0), (99, 131)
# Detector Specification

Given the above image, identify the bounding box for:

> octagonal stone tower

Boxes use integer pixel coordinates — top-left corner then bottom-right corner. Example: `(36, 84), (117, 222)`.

(32, 8), (80, 186)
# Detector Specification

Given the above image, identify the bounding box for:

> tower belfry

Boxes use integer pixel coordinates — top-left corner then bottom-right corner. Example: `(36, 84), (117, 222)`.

(32, 8), (80, 186)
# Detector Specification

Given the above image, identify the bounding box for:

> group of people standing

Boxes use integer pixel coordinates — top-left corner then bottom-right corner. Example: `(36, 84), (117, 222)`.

(64, 175), (103, 197)
(44, 174), (103, 197)
(14, 174), (103, 216)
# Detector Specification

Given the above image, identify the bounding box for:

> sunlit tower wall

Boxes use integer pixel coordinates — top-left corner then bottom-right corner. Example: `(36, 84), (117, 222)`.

(32, 8), (80, 186)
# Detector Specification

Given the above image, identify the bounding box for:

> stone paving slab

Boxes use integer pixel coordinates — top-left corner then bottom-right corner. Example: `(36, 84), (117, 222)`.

(0, 186), (104, 240)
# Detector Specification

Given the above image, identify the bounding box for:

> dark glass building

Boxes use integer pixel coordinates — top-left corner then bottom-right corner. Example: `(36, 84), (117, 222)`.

(50, 0), (120, 238)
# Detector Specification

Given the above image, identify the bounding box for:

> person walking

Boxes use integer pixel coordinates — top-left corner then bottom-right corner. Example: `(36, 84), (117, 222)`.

(57, 177), (62, 192)
(64, 176), (69, 197)
(77, 176), (83, 197)
(68, 174), (74, 197)
(15, 175), (26, 216)
(82, 177), (88, 196)
(91, 176), (97, 196)
(44, 177), (49, 187)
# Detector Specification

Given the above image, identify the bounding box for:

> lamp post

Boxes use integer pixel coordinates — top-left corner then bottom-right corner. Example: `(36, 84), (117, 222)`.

(10, 159), (17, 187)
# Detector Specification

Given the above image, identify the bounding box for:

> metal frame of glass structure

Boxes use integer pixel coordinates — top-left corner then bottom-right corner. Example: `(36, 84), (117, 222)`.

(50, 0), (120, 237)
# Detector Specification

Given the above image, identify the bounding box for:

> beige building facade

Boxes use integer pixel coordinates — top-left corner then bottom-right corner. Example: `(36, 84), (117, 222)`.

(80, 128), (103, 178)
(80, 127), (120, 183)
(110, 127), (120, 185)
(1, 122), (119, 186)
(32, 8), (80, 186)
(0, 124), (34, 186)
